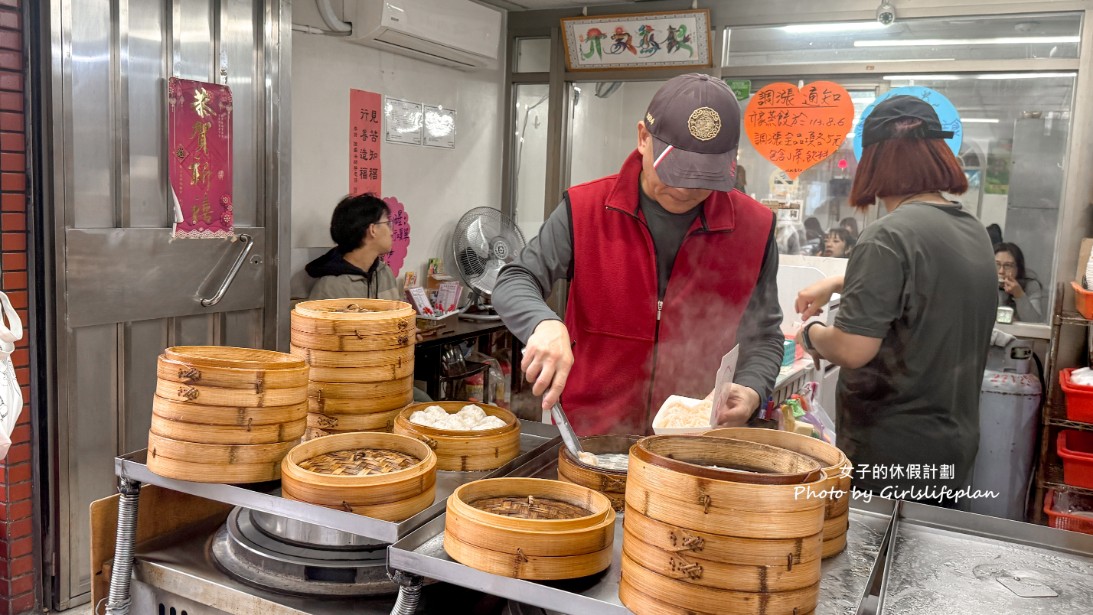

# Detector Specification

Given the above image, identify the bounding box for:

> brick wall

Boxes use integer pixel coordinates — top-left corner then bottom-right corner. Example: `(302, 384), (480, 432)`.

(0, 0), (36, 613)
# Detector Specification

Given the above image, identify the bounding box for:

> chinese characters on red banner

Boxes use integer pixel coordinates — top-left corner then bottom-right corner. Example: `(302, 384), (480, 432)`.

(350, 89), (383, 195)
(168, 78), (234, 238)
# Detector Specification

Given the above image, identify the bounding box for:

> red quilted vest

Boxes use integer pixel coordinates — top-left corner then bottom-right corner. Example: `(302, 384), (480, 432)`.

(563, 150), (773, 435)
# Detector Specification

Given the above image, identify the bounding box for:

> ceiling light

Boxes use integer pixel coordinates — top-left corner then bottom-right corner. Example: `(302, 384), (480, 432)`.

(976, 72), (1076, 79)
(782, 22), (887, 34)
(855, 35), (1079, 47)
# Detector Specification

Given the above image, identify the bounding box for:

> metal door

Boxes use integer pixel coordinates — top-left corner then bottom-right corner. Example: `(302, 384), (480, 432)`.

(43, 0), (290, 608)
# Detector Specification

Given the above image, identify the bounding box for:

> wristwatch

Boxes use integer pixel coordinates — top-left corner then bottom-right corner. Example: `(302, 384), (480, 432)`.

(801, 321), (824, 353)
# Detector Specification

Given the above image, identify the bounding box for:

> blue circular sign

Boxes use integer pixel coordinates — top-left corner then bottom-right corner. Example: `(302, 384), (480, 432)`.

(853, 86), (962, 161)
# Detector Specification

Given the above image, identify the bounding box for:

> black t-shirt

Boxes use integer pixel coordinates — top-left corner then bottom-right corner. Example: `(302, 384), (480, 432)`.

(638, 188), (701, 299)
(834, 202), (997, 495)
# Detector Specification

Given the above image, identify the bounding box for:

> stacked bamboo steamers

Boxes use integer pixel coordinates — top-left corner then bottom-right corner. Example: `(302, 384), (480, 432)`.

(290, 299), (417, 437)
(147, 346), (309, 482)
(619, 432), (851, 615)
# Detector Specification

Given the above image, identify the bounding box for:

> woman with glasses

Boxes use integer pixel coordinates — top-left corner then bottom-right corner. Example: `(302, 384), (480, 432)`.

(305, 193), (400, 300)
(995, 242), (1043, 322)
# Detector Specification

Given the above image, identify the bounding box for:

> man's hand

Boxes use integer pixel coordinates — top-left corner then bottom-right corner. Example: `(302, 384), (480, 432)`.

(708, 384), (761, 427)
(522, 320), (573, 410)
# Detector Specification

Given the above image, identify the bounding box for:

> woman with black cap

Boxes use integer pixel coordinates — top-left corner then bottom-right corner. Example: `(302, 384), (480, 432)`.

(793, 95), (997, 507)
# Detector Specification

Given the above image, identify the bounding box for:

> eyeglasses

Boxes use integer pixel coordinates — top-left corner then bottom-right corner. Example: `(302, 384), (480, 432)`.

(374, 219), (392, 227)
(995, 261), (1017, 272)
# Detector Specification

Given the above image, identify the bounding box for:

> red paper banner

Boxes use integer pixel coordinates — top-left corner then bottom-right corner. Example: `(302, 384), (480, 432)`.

(350, 89), (382, 195)
(168, 78), (234, 238)
(743, 81), (854, 179)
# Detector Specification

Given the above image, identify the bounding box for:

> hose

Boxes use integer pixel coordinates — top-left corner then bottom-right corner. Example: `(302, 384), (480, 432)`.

(316, 0), (351, 33)
(104, 479), (142, 615)
(390, 583), (422, 615)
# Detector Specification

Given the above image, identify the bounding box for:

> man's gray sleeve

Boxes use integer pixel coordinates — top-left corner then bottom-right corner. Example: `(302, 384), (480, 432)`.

(733, 218), (785, 404)
(492, 200), (573, 343)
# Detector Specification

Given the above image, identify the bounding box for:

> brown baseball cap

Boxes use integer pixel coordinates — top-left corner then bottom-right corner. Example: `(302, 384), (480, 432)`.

(643, 73), (740, 192)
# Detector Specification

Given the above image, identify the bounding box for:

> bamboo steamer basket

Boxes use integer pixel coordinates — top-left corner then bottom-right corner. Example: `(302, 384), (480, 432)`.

(306, 406), (405, 432)
(150, 411), (306, 445)
(291, 344), (415, 369)
(392, 402), (521, 471)
(307, 376), (413, 401)
(706, 427), (852, 558)
(444, 478), (615, 580)
(158, 347), (308, 390)
(308, 389), (414, 415)
(151, 395), (307, 427)
(556, 435), (640, 512)
(620, 555), (819, 614)
(156, 380), (308, 408)
(146, 432), (292, 483)
(281, 432), (436, 521)
(295, 357), (414, 383)
(621, 435), (827, 615)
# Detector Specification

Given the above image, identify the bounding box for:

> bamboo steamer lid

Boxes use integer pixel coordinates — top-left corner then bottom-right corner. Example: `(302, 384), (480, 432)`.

(393, 402), (521, 471)
(622, 506), (823, 568)
(619, 554), (819, 615)
(621, 525), (822, 593)
(162, 346), (307, 371)
(281, 432), (437, 521)
(556, 435), (639, 513)
(292, 298), (415, 329)
(634, 435), (823, 484)
(151, 395), (307, 427)
(444, 477), (615, 580)
(158, 347), (308, 392)
(150, 411), (306, 445)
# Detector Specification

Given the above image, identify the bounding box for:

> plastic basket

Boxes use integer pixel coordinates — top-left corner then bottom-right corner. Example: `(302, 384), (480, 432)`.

(1059, 368), (1093, 424)
(1071, 282), (1093, 320)
(1057, 429), (1093, 490)
(1043, 489), (1093, 535)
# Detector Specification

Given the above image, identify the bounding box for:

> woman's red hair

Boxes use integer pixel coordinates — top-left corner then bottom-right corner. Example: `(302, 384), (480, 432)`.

(850, 120), (967, 209)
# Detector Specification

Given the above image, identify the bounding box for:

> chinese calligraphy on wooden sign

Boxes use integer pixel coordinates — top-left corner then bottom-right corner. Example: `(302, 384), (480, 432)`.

(350, 89), (383, 195)
(743, 81), (854, 179)
(380, 196), (410, 276)
(168, 78), (233, 238)
(561, 9), (712, 71)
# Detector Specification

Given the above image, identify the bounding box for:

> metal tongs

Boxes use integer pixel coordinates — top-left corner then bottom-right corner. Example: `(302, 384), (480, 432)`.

(550, 402), (584, 458)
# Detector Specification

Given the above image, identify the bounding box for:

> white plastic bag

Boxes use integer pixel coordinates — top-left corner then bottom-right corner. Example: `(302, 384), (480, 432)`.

(0, 292), (24, 461)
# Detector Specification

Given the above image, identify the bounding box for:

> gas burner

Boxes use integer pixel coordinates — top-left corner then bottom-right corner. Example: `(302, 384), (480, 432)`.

(211, 507), (397, 597)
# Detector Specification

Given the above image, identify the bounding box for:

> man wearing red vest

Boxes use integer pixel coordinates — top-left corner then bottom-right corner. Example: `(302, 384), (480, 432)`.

(494, 74), (784, 436)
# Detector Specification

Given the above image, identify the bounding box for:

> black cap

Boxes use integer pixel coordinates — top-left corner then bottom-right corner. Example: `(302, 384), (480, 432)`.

(644, 74), (740, 192)
(861, 95), (955, 148)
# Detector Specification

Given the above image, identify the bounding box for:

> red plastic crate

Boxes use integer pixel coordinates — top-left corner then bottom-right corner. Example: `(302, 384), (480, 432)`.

(1044, 489), (1093, 535)
(1059, 368), (1093, 423)
(1057, 430), (1093, 490)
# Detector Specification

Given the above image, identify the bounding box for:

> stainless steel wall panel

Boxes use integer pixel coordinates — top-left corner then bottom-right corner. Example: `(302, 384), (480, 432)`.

(222, 308), (262, 348)
(64, 227), (266, 327)
(223, 0), (258, 226)
(121, 319), (167, 453)
(174, 0), (214, 81)
(69, 324), (120, 598)
(127, 0), (169, 228)
(173, 313), (215, 347)
(69, 0), (114, 229)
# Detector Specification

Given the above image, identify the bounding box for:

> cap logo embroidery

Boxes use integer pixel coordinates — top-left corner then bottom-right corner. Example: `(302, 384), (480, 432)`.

(645, 112), (655, 125)
(688, 107), (720, 141)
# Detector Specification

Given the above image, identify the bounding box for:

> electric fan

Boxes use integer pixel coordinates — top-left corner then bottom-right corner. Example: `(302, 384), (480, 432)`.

(451, 207), (527, 321)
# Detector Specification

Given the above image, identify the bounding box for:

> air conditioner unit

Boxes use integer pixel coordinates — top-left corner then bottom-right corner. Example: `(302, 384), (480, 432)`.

(346, 0), (502, 71)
